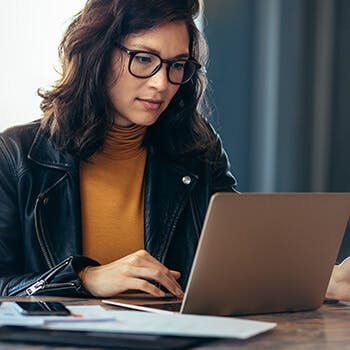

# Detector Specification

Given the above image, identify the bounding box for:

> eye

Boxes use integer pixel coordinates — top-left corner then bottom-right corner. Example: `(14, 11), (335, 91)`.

(134, 53), (154, 64)
(172, 61), (186, 71)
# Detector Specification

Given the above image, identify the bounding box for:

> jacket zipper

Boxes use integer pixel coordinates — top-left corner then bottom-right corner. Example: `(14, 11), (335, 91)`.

(15, 258), (72, 296)
(34, 195), (54, 268)
(34, 173), (69, 268)
(25, 280), (46, 295)
(25, 282), (76, 295)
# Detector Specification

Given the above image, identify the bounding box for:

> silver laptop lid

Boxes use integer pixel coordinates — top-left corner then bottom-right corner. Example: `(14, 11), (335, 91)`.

(181, 193), (350, 316)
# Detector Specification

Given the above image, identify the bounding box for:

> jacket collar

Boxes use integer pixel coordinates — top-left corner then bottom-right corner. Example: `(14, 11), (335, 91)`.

(28, 127), (78, 172)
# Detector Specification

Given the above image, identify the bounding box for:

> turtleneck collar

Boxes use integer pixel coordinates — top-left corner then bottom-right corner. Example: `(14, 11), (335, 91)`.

(98, 124), (147, 160)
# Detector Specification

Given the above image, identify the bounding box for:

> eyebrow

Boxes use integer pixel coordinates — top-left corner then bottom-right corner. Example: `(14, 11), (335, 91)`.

(128, 44), (189, 59)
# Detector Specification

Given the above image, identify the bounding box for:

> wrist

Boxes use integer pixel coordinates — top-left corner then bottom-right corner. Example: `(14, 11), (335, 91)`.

(79, 265), (101, 297)
(78, 266), (91, 283)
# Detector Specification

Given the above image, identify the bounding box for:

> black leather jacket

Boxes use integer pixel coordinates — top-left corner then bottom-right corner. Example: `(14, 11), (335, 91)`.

(0, 121), (236, 297)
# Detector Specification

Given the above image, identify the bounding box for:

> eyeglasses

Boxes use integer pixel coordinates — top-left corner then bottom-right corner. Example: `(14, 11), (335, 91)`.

(119, 45), (201, 85)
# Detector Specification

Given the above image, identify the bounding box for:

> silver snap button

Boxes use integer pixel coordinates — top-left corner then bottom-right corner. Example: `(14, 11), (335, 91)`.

(182, 176), (191, 185)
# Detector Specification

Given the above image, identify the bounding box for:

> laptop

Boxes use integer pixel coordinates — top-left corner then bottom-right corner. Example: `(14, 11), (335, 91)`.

(103, 193), (350, 316)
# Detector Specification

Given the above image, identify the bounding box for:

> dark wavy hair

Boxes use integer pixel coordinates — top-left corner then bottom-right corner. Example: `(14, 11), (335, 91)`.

(39, 0), (216, 160)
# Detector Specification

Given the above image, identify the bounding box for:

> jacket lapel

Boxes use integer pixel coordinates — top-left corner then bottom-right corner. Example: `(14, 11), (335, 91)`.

(144, 147), (199, 263)
(28, 127), (77, 172)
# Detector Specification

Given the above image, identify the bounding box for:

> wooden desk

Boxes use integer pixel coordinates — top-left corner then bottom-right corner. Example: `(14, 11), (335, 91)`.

(1, 297), (349, 349)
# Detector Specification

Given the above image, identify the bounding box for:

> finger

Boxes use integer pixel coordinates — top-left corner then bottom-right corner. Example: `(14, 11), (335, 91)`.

(126, 277), (165, 297)
(143, 259), (182, 283)
(146, 265), (183, 294)
(129, 251), (183, 291)
(170, 270), (181, 279)
(137, 251), (183, 284)
(131, 267), (183, 298)
(131, 266), (179, 295)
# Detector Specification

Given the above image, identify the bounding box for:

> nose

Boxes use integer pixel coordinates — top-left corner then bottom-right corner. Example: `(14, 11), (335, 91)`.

(147, 65), (169, 92)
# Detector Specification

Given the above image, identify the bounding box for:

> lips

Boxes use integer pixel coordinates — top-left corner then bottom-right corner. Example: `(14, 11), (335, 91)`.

(137, 98), (163, 111)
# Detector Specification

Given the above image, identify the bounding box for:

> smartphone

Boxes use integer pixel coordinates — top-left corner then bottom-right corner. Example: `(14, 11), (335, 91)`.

(13, 301), (71, 316)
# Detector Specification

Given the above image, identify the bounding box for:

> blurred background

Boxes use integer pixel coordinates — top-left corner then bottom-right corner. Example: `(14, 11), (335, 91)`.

(0, 0), (349, 194)
(205, 0), (349, 193)
(0, 0), (85, 130)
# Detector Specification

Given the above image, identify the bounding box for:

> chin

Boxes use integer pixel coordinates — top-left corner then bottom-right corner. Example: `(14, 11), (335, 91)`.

(136, 113), (161, 126)
(115, 112), (160, 127)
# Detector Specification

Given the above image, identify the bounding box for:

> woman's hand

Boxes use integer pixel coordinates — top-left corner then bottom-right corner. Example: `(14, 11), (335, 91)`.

(80, 249), (184, 298)
(326, 257), (350, 301)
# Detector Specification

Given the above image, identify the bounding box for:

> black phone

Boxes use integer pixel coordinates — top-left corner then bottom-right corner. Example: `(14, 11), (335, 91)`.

(13, 301), (71, 316)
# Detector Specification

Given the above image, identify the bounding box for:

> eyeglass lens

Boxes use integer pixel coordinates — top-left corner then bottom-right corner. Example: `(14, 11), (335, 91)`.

(130, 52), (196, 84)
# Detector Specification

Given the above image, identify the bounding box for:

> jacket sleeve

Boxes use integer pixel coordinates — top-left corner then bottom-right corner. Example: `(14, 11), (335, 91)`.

(0, 136), (99, 297)
(0, 256), (99, 297)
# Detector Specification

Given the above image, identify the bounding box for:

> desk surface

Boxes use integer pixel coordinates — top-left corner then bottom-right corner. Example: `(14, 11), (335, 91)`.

(0, 296), (349, 349)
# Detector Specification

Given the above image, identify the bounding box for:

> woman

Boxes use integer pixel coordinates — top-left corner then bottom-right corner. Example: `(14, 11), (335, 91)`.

(0, 0), (236, 298)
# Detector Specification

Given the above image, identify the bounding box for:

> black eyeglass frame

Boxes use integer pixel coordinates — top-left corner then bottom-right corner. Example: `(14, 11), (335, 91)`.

(118, 45), (202, 85)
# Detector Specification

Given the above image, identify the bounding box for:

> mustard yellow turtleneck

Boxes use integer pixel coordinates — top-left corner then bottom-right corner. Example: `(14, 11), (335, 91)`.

(80, 124), (147, 265)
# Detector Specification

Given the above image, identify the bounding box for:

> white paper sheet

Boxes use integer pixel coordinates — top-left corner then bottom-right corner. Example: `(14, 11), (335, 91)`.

(0, 303), (276, 339)
(47, 309), (276, 339)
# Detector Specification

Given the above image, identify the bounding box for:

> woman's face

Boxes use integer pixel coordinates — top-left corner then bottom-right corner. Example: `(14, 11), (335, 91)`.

(107, 21), (189, 127)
